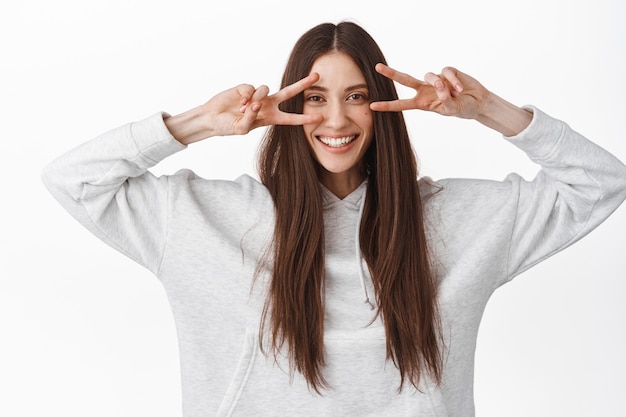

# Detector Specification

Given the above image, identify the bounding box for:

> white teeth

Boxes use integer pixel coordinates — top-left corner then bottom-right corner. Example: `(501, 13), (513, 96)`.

(318, 135), (356, 148)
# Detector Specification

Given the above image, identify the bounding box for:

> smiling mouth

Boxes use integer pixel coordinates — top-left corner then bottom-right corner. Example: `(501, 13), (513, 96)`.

(317, 135), (357, 148)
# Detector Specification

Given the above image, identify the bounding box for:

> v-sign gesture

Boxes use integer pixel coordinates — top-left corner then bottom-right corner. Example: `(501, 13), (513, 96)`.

(166, 73), (323, 145)
(370, 64), (489, 120)
(370, 63), (532, 136)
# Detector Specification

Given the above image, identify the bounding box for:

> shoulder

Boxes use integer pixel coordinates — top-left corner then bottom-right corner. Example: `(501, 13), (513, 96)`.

(419, 176), (521, 241)
(419, 176), (517, 204)
(167, 170), (272, 209)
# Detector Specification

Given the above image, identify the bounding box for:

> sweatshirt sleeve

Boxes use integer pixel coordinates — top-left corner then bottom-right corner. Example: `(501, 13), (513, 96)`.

(503, 106), (626, 281)
(41, 112), (187, 275)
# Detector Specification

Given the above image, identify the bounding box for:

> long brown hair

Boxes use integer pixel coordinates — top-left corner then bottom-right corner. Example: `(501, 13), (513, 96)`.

(258, 21), (443, 393)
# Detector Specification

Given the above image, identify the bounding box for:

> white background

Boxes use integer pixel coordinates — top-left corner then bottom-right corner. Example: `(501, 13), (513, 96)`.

(1, 1), (625, 416)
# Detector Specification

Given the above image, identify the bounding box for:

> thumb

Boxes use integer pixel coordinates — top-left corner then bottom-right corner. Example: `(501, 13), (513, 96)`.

(237, 101), (262, 133)
(234, 85), (268, 134)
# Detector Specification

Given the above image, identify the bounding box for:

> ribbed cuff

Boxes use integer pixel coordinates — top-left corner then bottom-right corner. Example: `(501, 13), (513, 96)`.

(129, 112), (187, 165)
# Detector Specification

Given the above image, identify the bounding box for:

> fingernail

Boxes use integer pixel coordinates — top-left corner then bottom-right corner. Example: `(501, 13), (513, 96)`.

(239, 105), (247, 113)
(455, 83), (463, 92)
(435, 81), (444, 90)
(251, 103), (260, 112)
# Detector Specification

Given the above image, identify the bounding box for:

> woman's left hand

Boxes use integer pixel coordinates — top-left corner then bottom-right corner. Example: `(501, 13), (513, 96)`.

(370, 64), (490, 120)
(370, 63), (533, 136)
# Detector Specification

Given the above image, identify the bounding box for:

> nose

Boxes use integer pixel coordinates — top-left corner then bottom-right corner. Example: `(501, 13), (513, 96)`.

(323, 101), (349, 130)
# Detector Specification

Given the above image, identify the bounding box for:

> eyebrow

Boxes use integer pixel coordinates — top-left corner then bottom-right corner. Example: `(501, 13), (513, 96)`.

(305, 83), (369, 93)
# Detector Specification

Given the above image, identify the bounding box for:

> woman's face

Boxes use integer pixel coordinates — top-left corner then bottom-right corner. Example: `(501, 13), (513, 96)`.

(302, 52), (374, 197)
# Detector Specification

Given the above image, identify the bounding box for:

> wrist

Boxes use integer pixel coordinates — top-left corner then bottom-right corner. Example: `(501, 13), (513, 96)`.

(476, 92), (533, 137)
(164, 106), (214, 145)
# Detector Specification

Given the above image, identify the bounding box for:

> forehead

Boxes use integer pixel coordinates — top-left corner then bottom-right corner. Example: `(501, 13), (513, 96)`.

(309, 52), (367, 87)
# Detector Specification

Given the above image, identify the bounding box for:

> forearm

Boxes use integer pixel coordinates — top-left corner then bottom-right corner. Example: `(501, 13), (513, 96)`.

(42, 113), (181, 200)
(504, 106), (626, 277)
(476, 92), (533, 137)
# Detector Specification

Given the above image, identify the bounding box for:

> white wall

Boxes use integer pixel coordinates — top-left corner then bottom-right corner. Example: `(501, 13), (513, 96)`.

(1, 1), (624, 415)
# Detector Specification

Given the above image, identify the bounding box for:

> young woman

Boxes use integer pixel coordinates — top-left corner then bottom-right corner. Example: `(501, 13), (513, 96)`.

(42, 22), (626, 417)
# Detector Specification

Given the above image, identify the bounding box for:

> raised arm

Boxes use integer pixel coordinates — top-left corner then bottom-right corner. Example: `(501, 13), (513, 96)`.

(42, 74), (323, 273)
(371, 63), (626, 284)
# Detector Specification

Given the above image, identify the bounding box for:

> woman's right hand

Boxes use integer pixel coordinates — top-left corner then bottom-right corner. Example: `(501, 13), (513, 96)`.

(165, 73), (323, 145)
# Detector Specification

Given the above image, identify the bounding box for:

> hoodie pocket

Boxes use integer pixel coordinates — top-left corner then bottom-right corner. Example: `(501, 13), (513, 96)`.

(216, 327), (448, 417)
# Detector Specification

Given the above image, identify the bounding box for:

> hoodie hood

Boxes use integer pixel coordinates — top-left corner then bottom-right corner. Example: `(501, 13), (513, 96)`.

(320, 180), (376, 318)
(320, 178), (442, 315)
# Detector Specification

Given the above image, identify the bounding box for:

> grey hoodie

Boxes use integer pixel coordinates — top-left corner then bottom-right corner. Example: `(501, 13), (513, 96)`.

(42, 106), (626, 416)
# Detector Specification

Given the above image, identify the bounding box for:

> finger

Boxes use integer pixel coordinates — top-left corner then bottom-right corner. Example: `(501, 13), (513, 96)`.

(251, 85), (270, 103)
(241, 85), (270, 113)
(424, 72), (453, 98)
(272, 72), (321, 102)
(441, 67), (464, 93)
(424, 73), (460, 116)
(236, 84), (256, 106)
(238, 102), (262, 130)
(238, 86), (269, 128)
(276, 112), (323, 126)
(251, 111), (322, 130)
(370, 98), (420, 112)
(375, 63), (424, 89)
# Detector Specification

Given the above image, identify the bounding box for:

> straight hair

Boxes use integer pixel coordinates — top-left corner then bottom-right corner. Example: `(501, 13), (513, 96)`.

(258, 21), (443, 393)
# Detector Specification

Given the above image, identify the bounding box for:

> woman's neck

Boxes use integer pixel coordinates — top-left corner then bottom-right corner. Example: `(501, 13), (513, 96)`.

(318, 169), (366, 199)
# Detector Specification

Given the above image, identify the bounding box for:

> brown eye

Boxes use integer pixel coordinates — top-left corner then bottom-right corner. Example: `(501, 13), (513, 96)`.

(348, 93), (368, 101)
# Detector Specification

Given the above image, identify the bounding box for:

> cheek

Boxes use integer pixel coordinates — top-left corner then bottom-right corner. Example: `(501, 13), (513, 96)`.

(302, 106), (323, 135)
(359, 110), (374, 132)
(302, 124), (314, 138)
(302, 103), (322, 115)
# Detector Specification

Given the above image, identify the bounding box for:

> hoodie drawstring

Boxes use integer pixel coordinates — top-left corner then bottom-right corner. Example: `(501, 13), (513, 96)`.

(355, 192), (376, 311)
